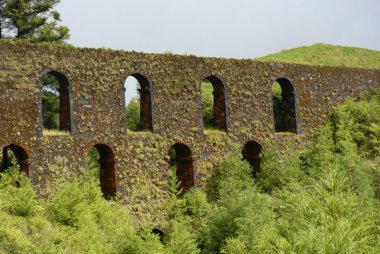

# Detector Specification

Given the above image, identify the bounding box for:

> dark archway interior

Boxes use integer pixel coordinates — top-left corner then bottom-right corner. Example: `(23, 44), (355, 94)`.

(242, 141), (262, 177)
(42, 71), (71, 132)
(202, 76), (227, 131)
(0, 144), (29, 176)
(272, 78), (297, 133)
(169, 143), (194, 192)
(151, 228), (165, 242)
(127, 73), (153, 131)
(91, 144), (116, 199)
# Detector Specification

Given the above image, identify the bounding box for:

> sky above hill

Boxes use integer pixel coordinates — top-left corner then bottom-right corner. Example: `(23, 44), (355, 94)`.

(55, 0), (380, 102)
(56, 0), (379, 59)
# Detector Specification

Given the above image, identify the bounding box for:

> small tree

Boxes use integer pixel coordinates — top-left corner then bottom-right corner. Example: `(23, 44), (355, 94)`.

(0, 0), (69, 43)
(163, 167), (200, 254)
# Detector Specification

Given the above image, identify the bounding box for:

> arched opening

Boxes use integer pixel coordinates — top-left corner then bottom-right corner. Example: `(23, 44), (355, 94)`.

(272, 78), (297, 133)
(85, 144), (116, 199)
(124, 73), (152, 132)
(168, 143), (194, 192)
(42, 71), (71, 134)
(0, 144), (29, 176)
(242, 141), (262, 177)
(201, 76), (227, 131)
(151, 228), (165, 242)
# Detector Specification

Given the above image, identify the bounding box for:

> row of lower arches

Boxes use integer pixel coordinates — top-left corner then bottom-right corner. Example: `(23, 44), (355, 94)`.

(0, 141), (263, 198)
(42, 71), (297, 135)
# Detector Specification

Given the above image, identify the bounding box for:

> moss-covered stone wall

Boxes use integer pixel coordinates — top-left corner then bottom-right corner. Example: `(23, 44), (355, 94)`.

(0, 41), (379, 223)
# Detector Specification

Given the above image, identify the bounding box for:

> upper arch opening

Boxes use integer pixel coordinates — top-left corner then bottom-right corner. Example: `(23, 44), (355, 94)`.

(201, 75), (227, 131)
(41, 70), (72, 134)
(124, 73), (153, 132)
(272, 78), (297, 133)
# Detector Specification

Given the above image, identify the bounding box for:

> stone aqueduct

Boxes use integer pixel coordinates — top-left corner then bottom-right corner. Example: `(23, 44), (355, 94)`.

(0, 41), (379, 220)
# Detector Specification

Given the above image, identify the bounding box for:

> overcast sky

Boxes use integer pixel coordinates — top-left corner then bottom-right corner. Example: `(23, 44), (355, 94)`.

(56, 0), (380, 59)
(55, 0), (380, 102)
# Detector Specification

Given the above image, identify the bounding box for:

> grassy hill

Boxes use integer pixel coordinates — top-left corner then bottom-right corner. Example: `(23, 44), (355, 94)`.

(257, 43), (380, 69)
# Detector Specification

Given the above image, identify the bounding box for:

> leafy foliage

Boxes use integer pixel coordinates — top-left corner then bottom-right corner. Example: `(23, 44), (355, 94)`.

(162, 167), (200, 254)
(330, 90), (380, 158)
(274, 168), (379, 254)
(199, 149), (276, 253)
(0, 166), (38, 217)
(257, 140), (305, 193)
(0, 0), (69, 43)
(0, 167), (163, 254)
(1, 89), (379, 253)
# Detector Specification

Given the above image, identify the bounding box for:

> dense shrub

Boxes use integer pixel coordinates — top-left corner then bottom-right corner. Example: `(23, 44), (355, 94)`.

(213, 88), (380, 253)
(273, 168), (380, 254)
(1, 88), (379, 253)
(162, 168), (200, 254)
(0, 168), (163, 254)
(257, 140), (305, 193)
(199, 150), (275, 253)
(330, 90), (380, 158)
(0, 166), (38, 217)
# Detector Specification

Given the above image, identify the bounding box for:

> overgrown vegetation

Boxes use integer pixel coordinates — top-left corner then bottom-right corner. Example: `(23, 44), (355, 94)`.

(1, 89), (379, 253)
(257, 43), (380, 69)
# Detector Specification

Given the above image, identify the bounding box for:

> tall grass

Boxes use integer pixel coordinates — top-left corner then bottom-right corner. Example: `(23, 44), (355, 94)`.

(257, 43), (380, 69)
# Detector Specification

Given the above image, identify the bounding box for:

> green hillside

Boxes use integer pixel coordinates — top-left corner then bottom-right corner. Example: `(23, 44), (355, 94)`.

(257, 43), (380, 69)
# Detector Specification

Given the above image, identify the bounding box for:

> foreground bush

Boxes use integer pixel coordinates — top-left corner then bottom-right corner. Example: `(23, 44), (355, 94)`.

(1, 89), (379, 253)
(0, 169), (163, 254)
(0, 166), (38, 217)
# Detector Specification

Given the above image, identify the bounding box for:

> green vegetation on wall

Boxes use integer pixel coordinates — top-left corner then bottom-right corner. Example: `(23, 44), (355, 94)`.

(1, 88), (379, 253)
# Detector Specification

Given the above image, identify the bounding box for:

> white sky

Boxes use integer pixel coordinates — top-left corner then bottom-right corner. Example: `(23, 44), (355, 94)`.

(56, 0), (380, 103)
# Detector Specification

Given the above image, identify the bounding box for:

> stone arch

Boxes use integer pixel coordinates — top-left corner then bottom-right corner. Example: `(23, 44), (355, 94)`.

(41, 70), (72, 133)
(87, 143), (116, 199)
(124, 73), (153, 132)
(200, 75), (227, 131)
(242, 140), (262, 177)
(168, 143), (194, 192)
(272, 77), (297, 133)
(0, 144), (29, 176)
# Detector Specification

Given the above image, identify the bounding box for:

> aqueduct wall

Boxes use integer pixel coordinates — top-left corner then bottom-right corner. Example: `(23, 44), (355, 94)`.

(0, 41), (379, 222)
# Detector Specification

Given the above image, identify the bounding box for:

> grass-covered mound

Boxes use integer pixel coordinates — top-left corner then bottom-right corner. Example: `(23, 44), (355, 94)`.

(257, 43), (380, 69)
(1, 89), (379, 253)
